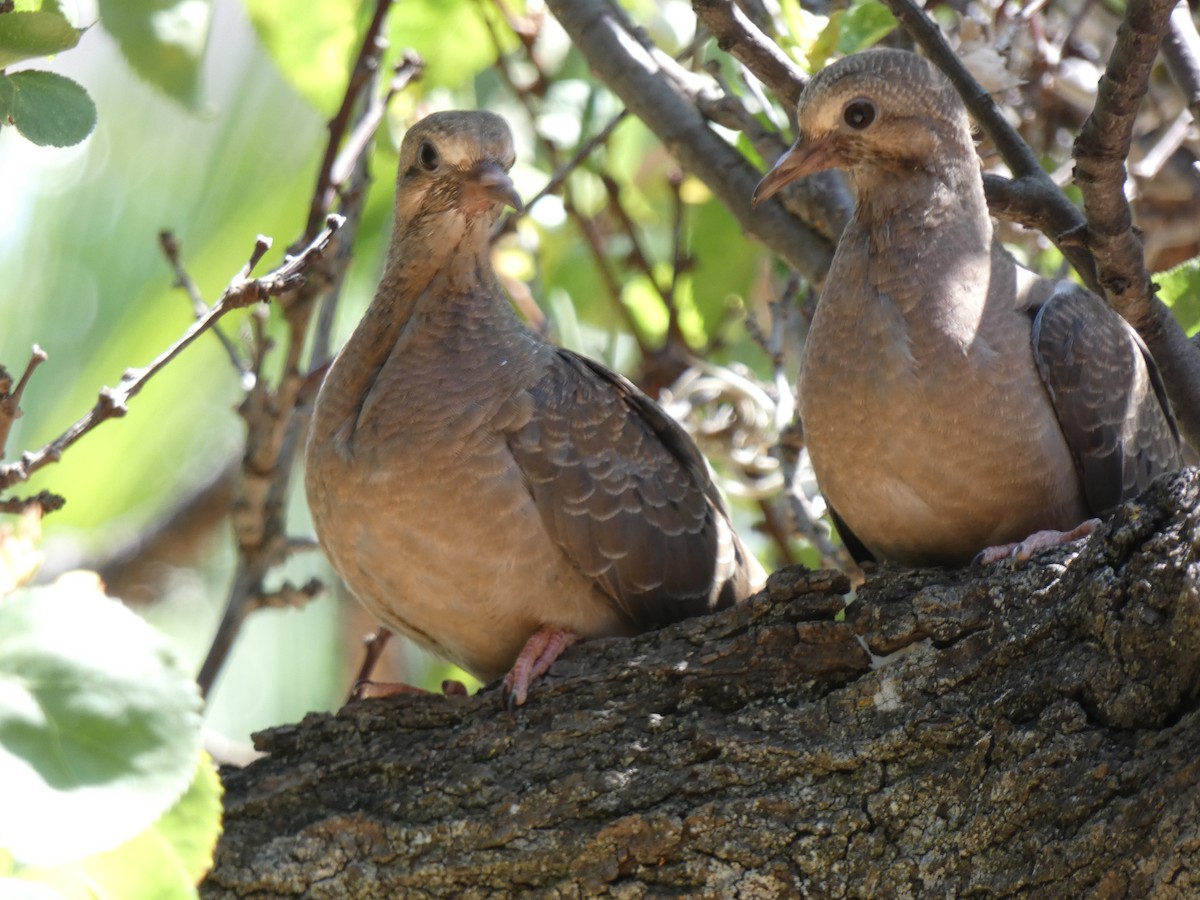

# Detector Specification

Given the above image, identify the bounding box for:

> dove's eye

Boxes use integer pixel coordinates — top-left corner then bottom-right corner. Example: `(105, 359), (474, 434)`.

(843, 99), (876, 130)
(418, 140), (440, 171)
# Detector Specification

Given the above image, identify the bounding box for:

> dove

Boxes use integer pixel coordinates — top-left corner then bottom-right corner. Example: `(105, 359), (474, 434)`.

(305, 110), (764, 705)
(753, 48), (1180, 566)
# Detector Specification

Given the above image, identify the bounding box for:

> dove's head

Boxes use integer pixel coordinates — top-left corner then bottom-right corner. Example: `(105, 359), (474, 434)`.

(392, 110), (523, 249)
(753, 49), (975, 204)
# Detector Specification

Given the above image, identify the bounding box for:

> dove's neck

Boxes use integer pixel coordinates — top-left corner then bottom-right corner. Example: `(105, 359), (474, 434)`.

(849, 156), (994, 313)
(311, 214), (525, 444)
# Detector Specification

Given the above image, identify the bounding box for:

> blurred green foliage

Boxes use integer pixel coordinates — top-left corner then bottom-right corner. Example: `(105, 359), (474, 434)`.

(0, 530), (220, 897)
(1157, 255), (1200, 336)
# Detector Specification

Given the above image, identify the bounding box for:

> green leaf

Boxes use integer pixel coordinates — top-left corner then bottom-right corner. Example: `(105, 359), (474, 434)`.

(1156, 254), (1200, 336)
(153, 753), (223, 884)
(0, 575), (203, 866)
(244, 0), (508, 113)
(8, 754), (222, 898)
(836, 0), (898, 55)
(242, 0), (358, 112)
(0, 9), (82, 68)
(386, 0), (507, 92)
(97, 0), (211, 109)
(0, 69), (96, 146)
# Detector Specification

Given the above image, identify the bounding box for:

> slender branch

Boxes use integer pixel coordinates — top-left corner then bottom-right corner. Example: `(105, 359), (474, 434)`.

(546, 0), (834, 283)
(0, 222), (342, 496)
(199, 0), (413, 698)
(1071, 0), (1200, 449)
(0, 490), (65, 515)
(305, 0), (397, 239)
(495, 109), (629, 238)
(691, 0), (805, 109)
(481, 6), (658, 357)
(311, 52), (425, 371)
(1074, 0), (1176, 319)
(159, 230), (245, 372)
(328, 52), (426, 195)
(0, 345), (47, 462)
(1162, 0), (1200, 123)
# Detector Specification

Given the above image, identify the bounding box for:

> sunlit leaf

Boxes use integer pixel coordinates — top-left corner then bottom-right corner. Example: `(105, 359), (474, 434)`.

(386, 0), (509, 92)
(242, 0), (357, 113)
(0, 69), (95, 146)
(97, 0), (211, 109)
(154, 753), (223, 884)
(779, 2), (831, 73)
(1156, 254), (1200, 336)
(0, 577), (203, 865)
(0, 9), (82, 68)
(11, 752), (222, 898)
(836, 0), (898, 55)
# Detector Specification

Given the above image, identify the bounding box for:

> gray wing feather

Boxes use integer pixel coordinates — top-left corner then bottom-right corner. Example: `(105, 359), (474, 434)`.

(505, 349), (759, 627)
(1031, 283), (1181, 515)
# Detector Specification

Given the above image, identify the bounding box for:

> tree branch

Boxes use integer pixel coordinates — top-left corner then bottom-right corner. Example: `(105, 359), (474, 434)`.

(1072, 0), (1200, 451)
(0, 345), (47, 463)
(0, 224), (341, 497)
(197, 0), (420, 698)
(1162, 0), (1200, 123)
(692, 0), (805, 110)
(546, 0), (835, 284)
(205, 468), (1200, 896)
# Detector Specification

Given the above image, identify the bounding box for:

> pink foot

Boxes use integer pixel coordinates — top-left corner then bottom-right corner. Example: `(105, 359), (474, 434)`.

(976, 518), (1101, 565)
(502, 627), (579, 708)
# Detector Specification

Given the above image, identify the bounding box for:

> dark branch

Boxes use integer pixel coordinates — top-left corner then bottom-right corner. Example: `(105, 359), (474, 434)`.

(546, 0), (834, 283)
(1162, 0), (1200, 123)
(692, 0), (805, 110)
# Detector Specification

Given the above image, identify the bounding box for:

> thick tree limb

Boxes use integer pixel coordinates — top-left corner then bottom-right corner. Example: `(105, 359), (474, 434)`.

(206, 468), (1200, 898)
(545, 0), (836, 284)
(1074, 0), (1200, 449)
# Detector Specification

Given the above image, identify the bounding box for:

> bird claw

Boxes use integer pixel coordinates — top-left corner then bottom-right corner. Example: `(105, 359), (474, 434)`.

(501, 627), (579, 708)
(974, 518), (1101, 565)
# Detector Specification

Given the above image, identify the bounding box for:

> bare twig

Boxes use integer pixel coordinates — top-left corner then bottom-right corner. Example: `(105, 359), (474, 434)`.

(0, 222), (341, 497)
(199, 0), (410, 698)
(159, 230), (245, 372)
(305, 0), (397, 240)
(495, 109), (629, 238)
(479, 4), (661, 359)
(0, 490), (65, 515)
(0, 345), (47, 461)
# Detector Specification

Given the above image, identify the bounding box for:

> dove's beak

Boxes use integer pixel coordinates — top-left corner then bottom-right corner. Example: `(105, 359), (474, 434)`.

(752, 136), (836, 206)
(470, 161), (524, 213)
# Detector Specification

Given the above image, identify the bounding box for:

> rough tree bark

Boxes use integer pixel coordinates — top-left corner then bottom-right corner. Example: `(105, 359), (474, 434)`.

(204, 467), (1200, 898)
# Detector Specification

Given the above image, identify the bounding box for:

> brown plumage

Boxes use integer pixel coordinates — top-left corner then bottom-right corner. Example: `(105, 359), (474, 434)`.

(754, 49), (1181, 566)
(305, 110), (764, 705)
